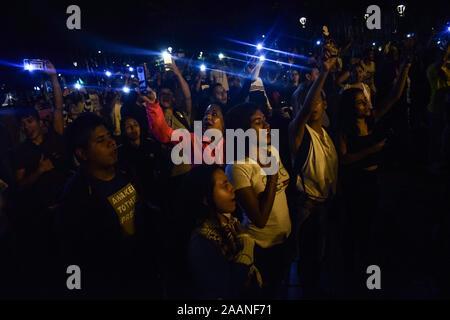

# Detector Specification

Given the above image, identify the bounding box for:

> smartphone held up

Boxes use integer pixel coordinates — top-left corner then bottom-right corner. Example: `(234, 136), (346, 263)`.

(23, 59), (47, 72)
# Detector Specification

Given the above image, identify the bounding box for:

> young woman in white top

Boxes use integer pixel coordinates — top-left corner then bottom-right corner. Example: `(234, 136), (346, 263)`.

(225, 102), (291, 299)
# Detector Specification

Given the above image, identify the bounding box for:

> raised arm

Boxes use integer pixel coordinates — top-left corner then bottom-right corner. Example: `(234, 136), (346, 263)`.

(141, 91), (174, 145)
(228, 165), (279, 228)
(167, 62), (192, 119)
(373, 60), (411, 122)
(44, 61), (64, 135)
(288, 55), (335, 159)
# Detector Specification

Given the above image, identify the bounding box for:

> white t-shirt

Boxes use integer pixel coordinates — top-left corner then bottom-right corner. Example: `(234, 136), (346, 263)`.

(226, 152), (291, 248)
(295, 124), (338, 201)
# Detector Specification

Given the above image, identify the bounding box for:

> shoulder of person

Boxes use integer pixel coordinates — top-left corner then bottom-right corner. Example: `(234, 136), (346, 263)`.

(225, 162), (257, 183)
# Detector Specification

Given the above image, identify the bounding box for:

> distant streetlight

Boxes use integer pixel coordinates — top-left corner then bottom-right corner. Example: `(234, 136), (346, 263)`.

(397, 4), (406, 17)
(299, 17), (306, 28)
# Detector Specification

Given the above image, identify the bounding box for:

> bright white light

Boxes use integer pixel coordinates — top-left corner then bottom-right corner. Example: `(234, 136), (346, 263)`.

(257, 43), (263, 50)
(73, 62), (77, 67)
(168, 47), (173, 53)
(58, 73), (62, 77)
(406, 33), (412, 38)
(162, 51), (171, 60)
(131, 74), (135, 78)
(98, 50), (102, 54)
(36, 86), (41, 91)
(122, 86), (130, 94)
(126, 64), (130, 67)
(316, 40), (322, 46)
(74, 83), (81, 90)
(447, 26), (450, 32)
(437, 40), (441, 45)
(372, 42), (376, 46)
(262, 34), (265, 38)
(299, 17), (306, 25)
(24, 64), (33, 71)
(397, 4), (406, 15)
(259, 55), (265, 61)
(378, 46), (382, 52)
(105, 71), (112, 77)
(129, 67), (134, 72)
(218, 53), (224, 60)
(200, 64), (206, 71)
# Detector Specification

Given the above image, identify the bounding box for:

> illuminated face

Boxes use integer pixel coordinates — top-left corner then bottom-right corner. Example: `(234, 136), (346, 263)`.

(211, 169), (236, 214)
(79, 125), (118, 168)
(21, 115), (42, 141)
(249, 109), (271, 145)
(306, 67), (320, 82)
(354, 92), (371, 118)
(124, 118), (141, 142)
(310, 92), (327, 122)
(203, 104), (224, 133)
(213, 85), (228, 105)
(159, 88), (175, 109)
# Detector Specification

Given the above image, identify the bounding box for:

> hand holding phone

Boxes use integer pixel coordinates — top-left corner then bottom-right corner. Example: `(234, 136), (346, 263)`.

(162, 52), (173, 71)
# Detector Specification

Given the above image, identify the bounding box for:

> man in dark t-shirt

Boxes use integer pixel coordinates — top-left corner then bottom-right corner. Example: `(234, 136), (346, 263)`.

(56, 113), (161, 299)
(13, 108), (68, 209)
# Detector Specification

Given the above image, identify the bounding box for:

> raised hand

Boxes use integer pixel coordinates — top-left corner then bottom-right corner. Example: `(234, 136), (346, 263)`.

(38, 154), (54, 174)
(321, 50), (337, 72)
(140, 88), (157, 104)
(44, 60), (57, 76)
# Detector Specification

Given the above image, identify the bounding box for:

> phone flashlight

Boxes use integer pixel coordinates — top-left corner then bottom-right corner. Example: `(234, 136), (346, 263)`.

(162, 51), (172, 71)
(23, 59), (46, 72)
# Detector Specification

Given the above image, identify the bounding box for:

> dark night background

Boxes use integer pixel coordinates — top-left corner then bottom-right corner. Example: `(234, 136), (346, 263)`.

(1, 1), (447, 58)
(0, 0), (450, 301)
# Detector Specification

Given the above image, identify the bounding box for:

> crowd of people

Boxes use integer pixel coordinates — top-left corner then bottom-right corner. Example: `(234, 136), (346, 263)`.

(0, 30), (449, 300)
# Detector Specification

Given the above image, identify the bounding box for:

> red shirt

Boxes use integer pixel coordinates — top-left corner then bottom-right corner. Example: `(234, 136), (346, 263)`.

(145, 101), (225, 166)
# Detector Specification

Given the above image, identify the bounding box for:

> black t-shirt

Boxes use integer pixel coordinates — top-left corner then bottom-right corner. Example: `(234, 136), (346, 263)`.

(14, 131), (65, 175)
(13, 131), (68, 207)
(118, 138), (169, 206)
(90, 171), (138, 237)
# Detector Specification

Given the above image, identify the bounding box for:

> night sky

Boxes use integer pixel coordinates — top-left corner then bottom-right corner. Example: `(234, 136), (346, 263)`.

(1, 0), (447, 84)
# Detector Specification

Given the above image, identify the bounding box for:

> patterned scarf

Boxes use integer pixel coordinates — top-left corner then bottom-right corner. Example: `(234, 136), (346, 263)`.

(197, 214), (240, 263)
(196, 214), (263, 288)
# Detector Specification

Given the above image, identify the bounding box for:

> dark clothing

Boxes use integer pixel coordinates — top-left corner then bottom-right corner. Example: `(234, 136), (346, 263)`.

(13, 131), (69, 208)
(345, 131), (383, 171)
(118, 137), (169, 207)
(188, 232), (250, 299)
(342, 169), (379, 295)
(54, 167), (162, 299)
(254, 242), (288, 299)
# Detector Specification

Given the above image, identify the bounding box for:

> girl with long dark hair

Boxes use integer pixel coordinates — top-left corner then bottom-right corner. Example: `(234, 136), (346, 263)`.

(184, 165), (262, 299)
